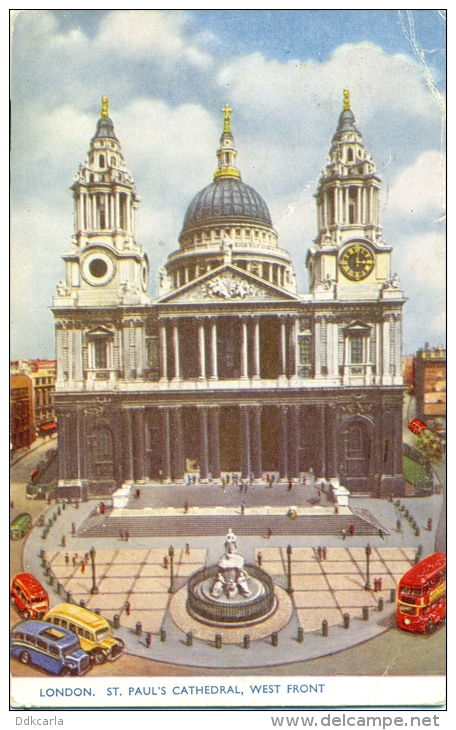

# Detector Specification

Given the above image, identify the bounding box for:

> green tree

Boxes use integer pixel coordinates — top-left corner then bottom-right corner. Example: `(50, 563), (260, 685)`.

(413, 430), (442, 464)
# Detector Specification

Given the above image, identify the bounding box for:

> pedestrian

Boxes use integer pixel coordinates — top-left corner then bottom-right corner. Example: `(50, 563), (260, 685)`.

(322, 547), (327, 560)
(396, 519), (402, 533)
(334, 504), (339, 514)
(267, 527), (273, 539)
(80, 561), (85, 574)
(10, 500), (14, 509)
(226, 473), (230, 485)
(136, 488), (141, 499)
(257, 551), (262, 566)
(100, 502), (105, 515)
(193, 475), (196, 484)
(145, 632), (152, 648)
(65, 553), (69, 565)
(341, 528), (347, 541)
(374, 578), (379, 593)
(427, 517), (433, 531)
(239, 480), (243, 493)
(288, 481), (292, 491)
(349, 523), (354, 536)
(125, 600), (131, 616)
(265, 473), (270, 485)
(125, 529), (129, 542)
(378, 577), (383, 591)
(185, 543), (190, 555)
(221, 477), (226, 492)
(240, 503), (245, 515)
(72, 555), (77, 567)
(85, 552), (90, 562)
(379, 528), (384, 540)
(163, 555), (169, 569)
(184, 501), (189, 514)
(317, 546), (322, 560)
(317, 490), (321, 498)
(245, 480), (248, 494)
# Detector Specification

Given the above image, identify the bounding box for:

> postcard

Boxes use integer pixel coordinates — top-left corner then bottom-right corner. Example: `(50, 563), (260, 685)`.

(10, 9), (446, 718)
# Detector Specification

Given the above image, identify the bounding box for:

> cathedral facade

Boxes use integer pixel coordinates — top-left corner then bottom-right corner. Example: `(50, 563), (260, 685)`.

(53, 92), (406, 500)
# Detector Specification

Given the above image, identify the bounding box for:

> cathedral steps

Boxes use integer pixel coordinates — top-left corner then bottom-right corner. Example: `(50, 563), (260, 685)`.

(77, 511), (387, 539)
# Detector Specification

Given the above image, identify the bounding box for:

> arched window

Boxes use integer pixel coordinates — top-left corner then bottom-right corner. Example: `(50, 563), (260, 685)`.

(110, 156), (116, 167)
(351, 336), (363, 364)
(347, 147), (354, 162)
(348, 426), (362, 455)
(99, 154), (105, 168)
(95, 429), (112, 458)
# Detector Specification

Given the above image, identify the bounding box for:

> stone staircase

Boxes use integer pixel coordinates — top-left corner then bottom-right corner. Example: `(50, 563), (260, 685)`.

(77, 510), (387, 539)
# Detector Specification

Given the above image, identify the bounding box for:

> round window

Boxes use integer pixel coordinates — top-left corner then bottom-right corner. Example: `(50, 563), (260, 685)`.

(89, 258), (108, 278)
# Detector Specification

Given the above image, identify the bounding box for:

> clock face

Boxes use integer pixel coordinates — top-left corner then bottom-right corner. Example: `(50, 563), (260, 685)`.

(339, 244), (374, 281)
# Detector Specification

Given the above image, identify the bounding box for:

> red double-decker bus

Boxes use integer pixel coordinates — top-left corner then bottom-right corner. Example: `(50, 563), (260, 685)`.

(397, 552), (446, 633)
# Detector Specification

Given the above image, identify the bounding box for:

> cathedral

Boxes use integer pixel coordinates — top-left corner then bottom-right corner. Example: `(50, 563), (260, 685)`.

(53, 91), (406, 500)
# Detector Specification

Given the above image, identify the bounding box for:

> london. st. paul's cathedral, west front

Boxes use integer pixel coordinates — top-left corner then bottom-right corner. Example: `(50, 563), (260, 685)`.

(52, 91), (405, 501)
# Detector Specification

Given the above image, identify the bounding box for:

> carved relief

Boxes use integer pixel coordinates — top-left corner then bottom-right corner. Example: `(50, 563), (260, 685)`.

(202, 274), (262, 300)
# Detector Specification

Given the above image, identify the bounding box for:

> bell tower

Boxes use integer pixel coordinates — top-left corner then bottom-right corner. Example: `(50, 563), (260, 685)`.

(53, 96), (150, 309)
(307, 90), (403, 303)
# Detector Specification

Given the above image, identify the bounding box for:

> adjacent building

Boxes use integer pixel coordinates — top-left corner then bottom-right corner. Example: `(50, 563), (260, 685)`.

(415, 345), (446, 430)
(52, 92), (406, 500)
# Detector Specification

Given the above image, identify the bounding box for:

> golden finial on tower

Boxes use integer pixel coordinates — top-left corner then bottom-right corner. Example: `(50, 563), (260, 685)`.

(101, 96), (109, 119)
(343, 88), (350, 112)
(221, 104), (232, 133)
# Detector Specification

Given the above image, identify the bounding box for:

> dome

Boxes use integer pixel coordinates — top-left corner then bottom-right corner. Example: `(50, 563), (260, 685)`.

(180, 176), (273, 240)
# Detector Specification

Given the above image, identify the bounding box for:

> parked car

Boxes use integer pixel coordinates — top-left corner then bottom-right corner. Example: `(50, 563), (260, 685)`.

(11, 573), (49, 619)
(10, 513), (32, 540)
(10, 620), (91, 676)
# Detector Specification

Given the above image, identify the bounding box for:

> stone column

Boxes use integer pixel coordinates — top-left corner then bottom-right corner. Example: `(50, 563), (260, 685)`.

(325, 404), (338, 480)
(252, 317), (260, 379)
(279, 317), (287, 377)
(240, 319), (249, 379)
(173, 321), (181, 380)
(250, 405), (262, 480)
(122, 409), (133, 482)
(159, 321), (168, 381)
(198, 319), (206, 380)
(198, 407), (209, 481)
(240, 406), (251, 479)
(77, 408), (86, 480)
(159, 407), (171, 483)
(210, 321), (218, 379)
(288, 405), (300, 479)
(209, 406), (221, 479)
(92, 195), (97, 230)
(316, 405), (326, 479)
(278, 405), (288, 481)
(382, 314), (391, 382)
(132, 409), (146, 482)
(171, 407), (185, 482)
(115, 191), (120, 229)
(288, 317), (298, 378)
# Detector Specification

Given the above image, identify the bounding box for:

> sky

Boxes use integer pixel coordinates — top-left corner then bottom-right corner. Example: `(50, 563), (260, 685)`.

(10, 9), (446, 359)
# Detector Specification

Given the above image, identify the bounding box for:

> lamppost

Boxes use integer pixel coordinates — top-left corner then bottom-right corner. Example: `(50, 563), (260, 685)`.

(286, 544), (293, 595)
(90, 546), (98, 595)
(168, 545), (175, 594)
(364, 543), (372, 590)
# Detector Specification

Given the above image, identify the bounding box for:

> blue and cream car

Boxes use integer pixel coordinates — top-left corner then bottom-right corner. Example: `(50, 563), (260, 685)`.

(10, 620), (91, 676)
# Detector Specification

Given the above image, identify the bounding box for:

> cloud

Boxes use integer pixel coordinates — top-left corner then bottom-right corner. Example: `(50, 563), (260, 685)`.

(387, 150), (446, 216)
(97, 10), (213, 67)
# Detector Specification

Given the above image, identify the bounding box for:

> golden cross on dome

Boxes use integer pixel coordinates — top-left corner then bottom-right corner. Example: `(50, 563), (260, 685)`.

(101, 96), (109, 119)
(343, 88), (350, 112)
(221, 104), (232, 133)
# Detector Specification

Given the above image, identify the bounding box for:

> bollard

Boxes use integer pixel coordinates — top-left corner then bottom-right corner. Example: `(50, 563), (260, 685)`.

(321, 620), (328, 637)
(414, 554), (420, 565)
(343, 613), (350, 629)
(45, 565), (50, 576)
(243, 634), (250, 649)
(41, 529), (47, 540)
(160, 628), (166, 643)
(378, 597), (384, 612)
(66, 591), (71, 603)
(62, 501), (66, 511)
(75, 501), (79, 509)
(390, 588), (396, 603)
(40, 549), (45, 560)
(56, 582), (62, 595)
(53, 512), (57, 522)
(215, 633), (222, 649)
(57, 506), (61, 516)
(415, 527), (420, 537)
(271, 631), (278, 646)
(95, 608), (101, 615)
(404, 509), (409, 518)
(79, 599), (86, 608)
(62, 534), (66, 548)
(362, 606), (369, 621)
(297, 627), (304, 643)
(136, 621), (142, 637)
(113, 614), (120, 629)
(72, 522), (76, 535)
(186, 631), (193, 647)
